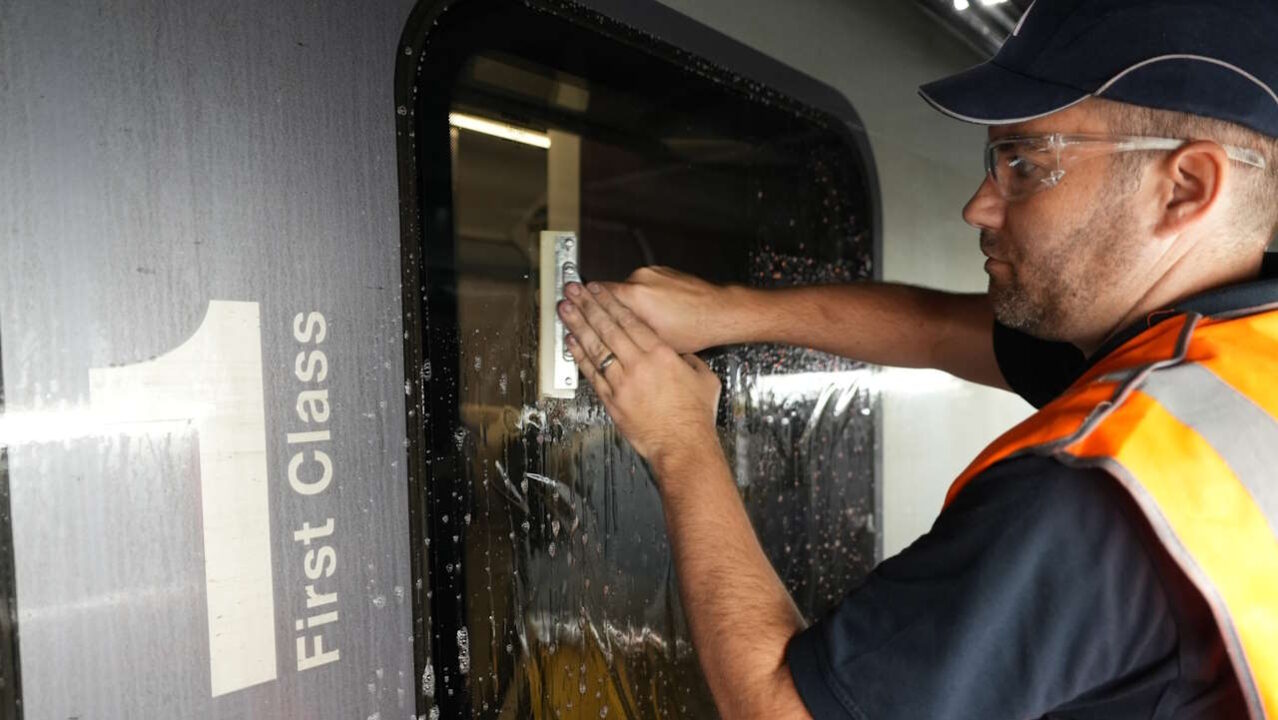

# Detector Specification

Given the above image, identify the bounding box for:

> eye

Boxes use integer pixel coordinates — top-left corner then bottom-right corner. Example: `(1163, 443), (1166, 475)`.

(1007, 154), (1042, 179)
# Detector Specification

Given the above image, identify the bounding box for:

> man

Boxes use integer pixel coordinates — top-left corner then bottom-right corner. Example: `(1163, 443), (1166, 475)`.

(557, 0), (1278, 717)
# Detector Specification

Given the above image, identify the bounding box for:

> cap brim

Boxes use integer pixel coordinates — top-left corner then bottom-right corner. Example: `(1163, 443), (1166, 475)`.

(919, 61), (1091, 125)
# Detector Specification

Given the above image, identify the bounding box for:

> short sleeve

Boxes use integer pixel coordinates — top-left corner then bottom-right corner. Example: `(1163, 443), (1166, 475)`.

(992, 321), (1084, 408)
(785, 456), (1179, 720)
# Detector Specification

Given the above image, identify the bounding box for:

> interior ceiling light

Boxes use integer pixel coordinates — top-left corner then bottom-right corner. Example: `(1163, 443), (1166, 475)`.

(449, 112), (552, 149)
(918, 0), (1030, 56)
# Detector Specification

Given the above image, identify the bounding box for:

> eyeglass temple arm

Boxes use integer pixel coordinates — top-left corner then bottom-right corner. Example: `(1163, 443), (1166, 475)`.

(1111, 137), (1267, 169)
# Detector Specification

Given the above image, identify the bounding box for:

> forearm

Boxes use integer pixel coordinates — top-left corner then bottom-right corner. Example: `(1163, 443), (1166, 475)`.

(655, 445), (812, 720)
(557, 279), (813, 716)
(724, 282), (1006, 388)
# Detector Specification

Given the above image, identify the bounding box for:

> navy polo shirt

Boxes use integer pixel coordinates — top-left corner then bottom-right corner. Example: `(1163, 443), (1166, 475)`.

(785, 256), (1278, 719)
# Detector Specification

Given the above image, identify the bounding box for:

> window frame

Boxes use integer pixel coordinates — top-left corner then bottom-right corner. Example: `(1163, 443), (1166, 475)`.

(393, 2), (883, 715)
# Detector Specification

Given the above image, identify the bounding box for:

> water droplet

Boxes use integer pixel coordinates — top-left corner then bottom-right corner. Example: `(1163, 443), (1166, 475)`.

(457, 628), (471, 674)
(397, 105), (408, 116)
(371, 595), (386, 608)
(422, 663), (436, 698)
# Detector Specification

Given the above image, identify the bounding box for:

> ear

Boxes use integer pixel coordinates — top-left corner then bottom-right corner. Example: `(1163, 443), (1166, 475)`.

(1152, 140), (1229, 240)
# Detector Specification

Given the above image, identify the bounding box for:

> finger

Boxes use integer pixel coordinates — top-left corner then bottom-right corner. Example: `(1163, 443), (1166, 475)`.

(568, 282), (642, 364)
(625, 266), (660, 283)
(558, 299), (615, 373)
(586, 281), (663, 353)
(682, 353), (712, 373)
(566, 333), (612, 396)
(683, 354), (722, 407)
(599, 280), (634, 309)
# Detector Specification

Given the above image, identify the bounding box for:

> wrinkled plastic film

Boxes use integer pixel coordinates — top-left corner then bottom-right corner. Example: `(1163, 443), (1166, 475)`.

(430, 132), (877, 719)
(447, 334), (875, 719)
(417, 17), (878, 712)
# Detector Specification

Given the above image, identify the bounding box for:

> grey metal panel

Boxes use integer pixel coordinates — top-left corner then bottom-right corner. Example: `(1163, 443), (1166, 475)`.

(0, 1), (418, 718)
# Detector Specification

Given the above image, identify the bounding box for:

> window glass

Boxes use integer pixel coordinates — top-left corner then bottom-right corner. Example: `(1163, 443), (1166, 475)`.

(406, 3), (878, 717)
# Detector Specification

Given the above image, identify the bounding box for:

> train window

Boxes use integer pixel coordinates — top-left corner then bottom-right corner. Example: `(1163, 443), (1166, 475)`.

(397, 1), (880, 717)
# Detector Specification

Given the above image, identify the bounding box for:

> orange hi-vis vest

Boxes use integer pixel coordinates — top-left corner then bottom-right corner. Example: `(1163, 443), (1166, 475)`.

(945, 305), (1278, 720)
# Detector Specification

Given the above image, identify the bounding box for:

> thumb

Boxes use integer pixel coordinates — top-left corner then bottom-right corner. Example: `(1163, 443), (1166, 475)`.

(682, 353), (712, 373)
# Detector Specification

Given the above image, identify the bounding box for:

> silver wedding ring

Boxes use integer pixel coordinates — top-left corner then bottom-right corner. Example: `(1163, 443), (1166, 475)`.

(598, 353), (617, 374)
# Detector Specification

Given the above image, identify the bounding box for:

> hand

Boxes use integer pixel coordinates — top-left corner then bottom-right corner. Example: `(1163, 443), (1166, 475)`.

(557, 281), (722, 473)
(602, 266), (737, 354)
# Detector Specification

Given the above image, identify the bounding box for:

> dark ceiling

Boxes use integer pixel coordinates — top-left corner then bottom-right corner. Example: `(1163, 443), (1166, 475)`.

(913, 0), (1035, 57)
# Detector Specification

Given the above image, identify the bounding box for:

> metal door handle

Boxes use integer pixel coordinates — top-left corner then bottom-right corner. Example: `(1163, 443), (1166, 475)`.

(539, 231), (580, 398)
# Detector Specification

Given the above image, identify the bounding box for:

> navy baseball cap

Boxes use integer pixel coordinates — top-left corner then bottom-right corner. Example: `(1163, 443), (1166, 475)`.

(919, 0), (1278, 139)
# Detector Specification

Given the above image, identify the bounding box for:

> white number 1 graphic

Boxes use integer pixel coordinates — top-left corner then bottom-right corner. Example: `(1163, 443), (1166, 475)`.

(88, 300), (278, 697)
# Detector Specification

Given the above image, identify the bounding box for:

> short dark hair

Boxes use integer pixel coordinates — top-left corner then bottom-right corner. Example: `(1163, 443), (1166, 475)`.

(1092, 97), (1278, 248)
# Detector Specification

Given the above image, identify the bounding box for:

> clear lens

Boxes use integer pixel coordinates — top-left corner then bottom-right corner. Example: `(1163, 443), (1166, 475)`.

(986, 139), (1057, 200)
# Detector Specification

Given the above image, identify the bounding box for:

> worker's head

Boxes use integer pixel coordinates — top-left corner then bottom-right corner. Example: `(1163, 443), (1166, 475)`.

(919, 0), (1278, 353)
(961, 98), (1278, 350)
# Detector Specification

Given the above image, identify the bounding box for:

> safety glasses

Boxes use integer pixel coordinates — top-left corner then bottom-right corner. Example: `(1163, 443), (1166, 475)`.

(984, 133), (1268, 201)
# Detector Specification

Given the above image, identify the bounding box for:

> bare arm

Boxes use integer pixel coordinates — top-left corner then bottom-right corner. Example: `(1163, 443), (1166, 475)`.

(606, 267), (1008, 390)
(657, 447), (814, 720)
(741, 282), (1007, 389)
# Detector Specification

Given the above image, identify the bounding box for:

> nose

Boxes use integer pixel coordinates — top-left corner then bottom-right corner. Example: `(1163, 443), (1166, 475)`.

(962, 174), (1006, 232)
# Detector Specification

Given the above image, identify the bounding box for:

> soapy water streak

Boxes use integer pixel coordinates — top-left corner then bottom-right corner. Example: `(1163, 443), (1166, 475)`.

(442, 131), (877, 717)
(447, 311), (877, 720)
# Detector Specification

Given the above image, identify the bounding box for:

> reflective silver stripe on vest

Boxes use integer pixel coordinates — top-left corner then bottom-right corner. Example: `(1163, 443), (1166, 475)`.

(1136, 362), (1278, 532)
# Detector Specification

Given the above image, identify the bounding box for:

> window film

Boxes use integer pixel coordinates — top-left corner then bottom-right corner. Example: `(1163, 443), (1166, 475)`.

(400, 2), (880, 717)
